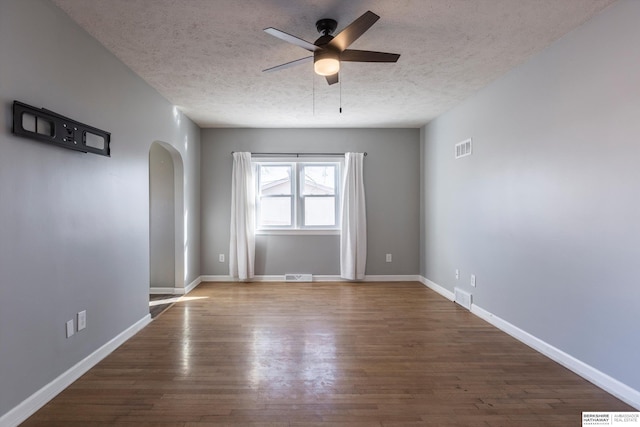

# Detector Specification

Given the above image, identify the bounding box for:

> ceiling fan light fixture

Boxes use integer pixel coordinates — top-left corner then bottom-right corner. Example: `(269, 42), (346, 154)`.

(314, 50), (340, 76)
(264, 11), (399, 85)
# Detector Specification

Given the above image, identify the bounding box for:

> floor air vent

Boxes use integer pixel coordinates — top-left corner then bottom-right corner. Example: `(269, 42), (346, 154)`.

(454, 287), (472, 310)
(284, 273), (313, 282)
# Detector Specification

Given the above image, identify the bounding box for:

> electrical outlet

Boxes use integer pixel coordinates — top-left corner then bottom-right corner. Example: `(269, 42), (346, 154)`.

(218, 254), (225, 263)
(385, 253), (392, 262)
(455, 269), (460, 280)
(471, 274), (476, 287)
(77, 310), (86, 331)
(66, 319), (75, 338)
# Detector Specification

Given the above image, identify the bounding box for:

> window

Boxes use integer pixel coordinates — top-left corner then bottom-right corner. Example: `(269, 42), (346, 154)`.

(254, 159), (341, 232)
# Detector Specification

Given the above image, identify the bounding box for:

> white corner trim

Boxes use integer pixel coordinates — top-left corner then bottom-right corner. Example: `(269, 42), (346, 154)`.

(418, 276), (455, 301)
(184, 276), (203, 294)
(471, 304), (640, 410)
(0, 315), (151, 427)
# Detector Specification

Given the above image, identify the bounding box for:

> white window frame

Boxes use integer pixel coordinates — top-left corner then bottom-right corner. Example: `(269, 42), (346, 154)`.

(253, 157), (343, 235)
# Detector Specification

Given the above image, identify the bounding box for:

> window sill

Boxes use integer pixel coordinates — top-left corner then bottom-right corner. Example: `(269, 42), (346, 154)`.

(256, 229), (340, 236)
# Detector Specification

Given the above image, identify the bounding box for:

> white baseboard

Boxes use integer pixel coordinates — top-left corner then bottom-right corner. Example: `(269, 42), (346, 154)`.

(364, 274), (422, 282)
(419, 275), (640, 410)
(184, 276), (202, 294)
(200, 275), (291, 283)
(200, 274), (421, 283)
(471, 304), (640, 410)
(149, 276), (203, 295)
(0, 315), (151, 427)
(200, 275), (234, 282)
(309, 275), (342, 282)
(418, 276), (455, 301)
(256, 275), (288, 282)
(149, 287), (184, 295)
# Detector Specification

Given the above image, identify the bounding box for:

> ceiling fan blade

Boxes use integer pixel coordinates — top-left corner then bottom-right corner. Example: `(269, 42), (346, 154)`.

(325, 73), (339, 85)
(263, 56), (313, 73)
(340, 49), (400, 63)
(264, 27), (319, 52)
(329, 11), (380, 51)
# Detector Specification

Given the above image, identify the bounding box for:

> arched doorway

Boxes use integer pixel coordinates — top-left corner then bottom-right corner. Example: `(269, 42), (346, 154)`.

(149, 141), (185, 296)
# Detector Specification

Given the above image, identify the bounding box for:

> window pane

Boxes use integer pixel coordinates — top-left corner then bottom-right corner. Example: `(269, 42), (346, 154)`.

(302, 165), (335, 195)
(260, 165), (291, 195)
(304, 197), (336, 226)
(259, 197), (292, 227)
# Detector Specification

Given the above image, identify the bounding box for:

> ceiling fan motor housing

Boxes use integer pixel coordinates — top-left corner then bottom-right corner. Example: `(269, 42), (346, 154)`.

(316, 18), (337, 35)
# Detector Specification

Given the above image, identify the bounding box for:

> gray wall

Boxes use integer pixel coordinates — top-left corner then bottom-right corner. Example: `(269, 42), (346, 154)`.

(421, 0), (640, 393)
(149, 143), (176, 288)
(0, 0), (200, 417)
(201, 128), (420, 277)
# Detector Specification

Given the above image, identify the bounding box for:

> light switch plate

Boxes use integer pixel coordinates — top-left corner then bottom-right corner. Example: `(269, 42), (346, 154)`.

(78, 310), (86, 331)
(66, 319), (75, 338)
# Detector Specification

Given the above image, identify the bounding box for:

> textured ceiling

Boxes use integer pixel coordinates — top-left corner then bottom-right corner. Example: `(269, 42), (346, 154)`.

(52, 0), (615, 128)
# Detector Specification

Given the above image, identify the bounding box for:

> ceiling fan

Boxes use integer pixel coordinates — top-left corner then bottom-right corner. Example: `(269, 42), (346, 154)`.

(263, 10), (400, 85)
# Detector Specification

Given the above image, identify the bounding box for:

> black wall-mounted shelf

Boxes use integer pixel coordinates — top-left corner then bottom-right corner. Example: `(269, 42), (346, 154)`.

(12, 101), (111, 157)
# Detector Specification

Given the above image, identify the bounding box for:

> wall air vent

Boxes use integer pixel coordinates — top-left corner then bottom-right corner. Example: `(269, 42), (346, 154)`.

(454, 287), (472, 310)
(284, 273), (313, 282)
(455, 138), (472, 159)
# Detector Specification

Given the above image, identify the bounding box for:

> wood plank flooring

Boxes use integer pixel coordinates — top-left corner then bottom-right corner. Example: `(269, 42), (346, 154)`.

(149, 294), (179, 319)
(24, 282), (633, 426)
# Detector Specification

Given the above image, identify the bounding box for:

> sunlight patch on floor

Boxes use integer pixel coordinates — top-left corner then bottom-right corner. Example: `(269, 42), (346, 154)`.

(149, 296), (208, 307)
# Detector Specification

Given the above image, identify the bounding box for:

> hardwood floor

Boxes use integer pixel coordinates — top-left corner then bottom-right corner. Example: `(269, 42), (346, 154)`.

(149, 294), (178, 319)
(24, 282), (633, 426)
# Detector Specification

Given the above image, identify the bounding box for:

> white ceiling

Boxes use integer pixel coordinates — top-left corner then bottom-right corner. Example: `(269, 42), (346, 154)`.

(52, 0), (615, 128)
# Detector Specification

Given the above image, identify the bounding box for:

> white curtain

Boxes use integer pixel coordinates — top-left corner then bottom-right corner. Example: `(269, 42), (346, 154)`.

(340, 152), (367, 280)
(229, 152), (255, 281)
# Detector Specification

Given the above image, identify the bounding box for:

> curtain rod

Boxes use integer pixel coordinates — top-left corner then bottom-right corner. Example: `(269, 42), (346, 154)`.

(231, 152), (367, 157)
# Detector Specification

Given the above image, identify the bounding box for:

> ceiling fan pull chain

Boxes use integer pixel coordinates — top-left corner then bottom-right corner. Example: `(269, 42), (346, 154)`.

(339, 70), (343, 113)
